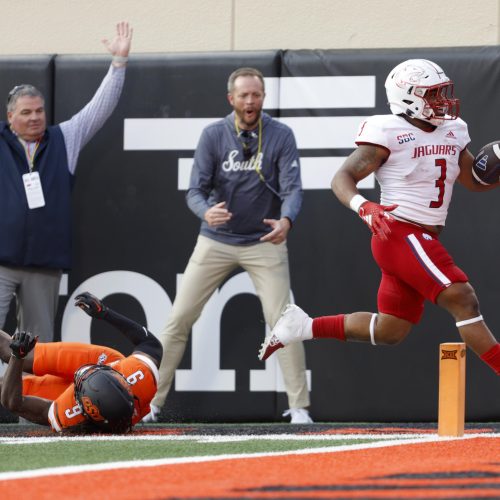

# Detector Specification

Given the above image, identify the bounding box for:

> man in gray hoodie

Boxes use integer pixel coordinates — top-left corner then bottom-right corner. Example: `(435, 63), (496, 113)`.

(148, 67), (312, 424)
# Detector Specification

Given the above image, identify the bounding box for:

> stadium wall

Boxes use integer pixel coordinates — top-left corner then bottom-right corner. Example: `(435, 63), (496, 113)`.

(1, 47), (500, 423)
(0, 0), (499, 55)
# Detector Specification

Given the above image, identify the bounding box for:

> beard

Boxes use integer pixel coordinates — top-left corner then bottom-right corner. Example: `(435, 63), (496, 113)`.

(236, 109), (261, 130)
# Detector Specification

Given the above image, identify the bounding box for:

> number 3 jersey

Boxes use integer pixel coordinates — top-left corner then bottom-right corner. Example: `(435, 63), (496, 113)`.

(24, 342), (159, 432)
(356, 114), (470, 226)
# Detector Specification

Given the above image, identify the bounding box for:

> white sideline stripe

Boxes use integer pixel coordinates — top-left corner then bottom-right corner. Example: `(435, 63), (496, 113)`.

(123, 116), (364, 151)
(0, 432), (433, 445)
(177, 157), (375, 191)
(0, 434), (497, 481)
(407, 233), (451, 286)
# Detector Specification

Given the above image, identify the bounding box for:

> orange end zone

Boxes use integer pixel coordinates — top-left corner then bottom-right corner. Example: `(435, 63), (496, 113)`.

(3, 436), (499, 499)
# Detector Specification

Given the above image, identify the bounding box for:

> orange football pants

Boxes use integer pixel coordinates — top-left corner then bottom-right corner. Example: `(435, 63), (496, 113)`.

(22, 342), (124, 400)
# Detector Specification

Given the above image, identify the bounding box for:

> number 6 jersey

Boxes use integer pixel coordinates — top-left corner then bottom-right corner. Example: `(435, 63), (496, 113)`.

(356, 114), (470, 226)
(44, 350), (159, 432)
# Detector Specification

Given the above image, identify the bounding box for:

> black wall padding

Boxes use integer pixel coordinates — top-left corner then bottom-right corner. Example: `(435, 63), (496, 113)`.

(1, 48), (499, 423)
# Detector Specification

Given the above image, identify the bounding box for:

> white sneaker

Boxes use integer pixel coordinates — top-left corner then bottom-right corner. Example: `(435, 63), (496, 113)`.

(258, 304), (312, 361)
(141, 403), (160, 423)
(283, 408), (313, 424)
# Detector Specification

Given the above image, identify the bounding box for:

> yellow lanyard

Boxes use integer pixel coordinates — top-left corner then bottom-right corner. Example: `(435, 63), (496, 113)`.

(19, 138), (40, 172)
(234, 117), (265, 182)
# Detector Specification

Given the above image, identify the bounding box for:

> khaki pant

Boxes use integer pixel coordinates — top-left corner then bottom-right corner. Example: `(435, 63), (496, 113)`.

(0, 265), (62, 342)
(153, 235), (310, 409)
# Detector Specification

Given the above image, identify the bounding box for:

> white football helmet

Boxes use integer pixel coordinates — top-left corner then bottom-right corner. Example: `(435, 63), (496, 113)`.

(385, 59), (459, 126)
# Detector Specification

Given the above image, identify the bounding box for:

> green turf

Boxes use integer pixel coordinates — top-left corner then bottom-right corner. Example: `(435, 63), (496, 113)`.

(0, 437), (380, 473)
(1, 421), (497, 475)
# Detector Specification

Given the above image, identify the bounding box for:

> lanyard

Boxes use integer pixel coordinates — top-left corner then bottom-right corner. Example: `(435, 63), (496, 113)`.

(234, 116), (282, 200)
(19, 137), (40, 172)
(234, 117), (265, 182)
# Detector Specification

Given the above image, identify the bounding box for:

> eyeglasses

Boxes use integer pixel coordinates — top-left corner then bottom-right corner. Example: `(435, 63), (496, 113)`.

(7, 84), (33, 105)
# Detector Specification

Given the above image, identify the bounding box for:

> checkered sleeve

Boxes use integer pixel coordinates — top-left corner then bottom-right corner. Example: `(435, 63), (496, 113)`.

(59, 64), (126, 174)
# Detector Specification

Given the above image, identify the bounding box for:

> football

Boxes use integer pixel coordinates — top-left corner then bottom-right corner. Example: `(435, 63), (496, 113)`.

(472, 140), (500, 185)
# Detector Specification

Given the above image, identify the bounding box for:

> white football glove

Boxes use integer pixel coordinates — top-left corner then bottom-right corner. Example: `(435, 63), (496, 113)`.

(141, 404), (160, 423)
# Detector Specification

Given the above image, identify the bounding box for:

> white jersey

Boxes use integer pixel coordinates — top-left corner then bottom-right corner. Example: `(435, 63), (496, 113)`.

(356, 114), (470, 226)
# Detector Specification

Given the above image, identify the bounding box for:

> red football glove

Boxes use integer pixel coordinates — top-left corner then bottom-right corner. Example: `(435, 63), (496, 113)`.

(358, 201), (398, 240)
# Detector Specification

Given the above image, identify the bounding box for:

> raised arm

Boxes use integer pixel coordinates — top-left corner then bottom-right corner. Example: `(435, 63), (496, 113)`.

(74, 292), (163, 367)
(103, 21), (133, 68)
(1, 332), (51, 426)
(59, 22), (133, 174)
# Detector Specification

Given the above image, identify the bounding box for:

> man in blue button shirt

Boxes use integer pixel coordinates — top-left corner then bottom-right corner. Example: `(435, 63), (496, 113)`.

(0, 22), (132, 342)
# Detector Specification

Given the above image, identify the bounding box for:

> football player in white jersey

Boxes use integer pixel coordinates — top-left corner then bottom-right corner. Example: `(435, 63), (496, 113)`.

(259, 59), (500, 378)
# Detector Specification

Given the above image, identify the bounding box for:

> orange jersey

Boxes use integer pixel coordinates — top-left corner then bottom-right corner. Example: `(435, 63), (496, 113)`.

(39, 352), (159, 432)
(23, 342), (159, 432)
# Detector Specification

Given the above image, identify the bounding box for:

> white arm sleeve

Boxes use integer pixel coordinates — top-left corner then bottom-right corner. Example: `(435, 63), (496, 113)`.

(59, 64), (126, 174)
